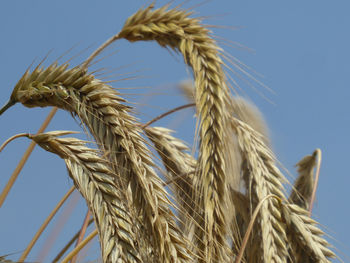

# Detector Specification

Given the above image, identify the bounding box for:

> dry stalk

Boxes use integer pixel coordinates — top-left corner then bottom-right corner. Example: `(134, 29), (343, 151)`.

(5, 61), (192, 262)
(18, 186), (75, 262)
(71, 209), (92, 263)
(52, 218), (94, 263)
(61, 229), (98, 263)
(28, 131), (141, 263)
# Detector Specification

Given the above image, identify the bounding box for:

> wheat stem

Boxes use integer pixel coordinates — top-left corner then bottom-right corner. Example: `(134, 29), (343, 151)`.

(61, 229), (98, 263)
(142, 103), (195, 128)
(0, 133), (29, 152)
(52, 219), (94, 263)
(18, 185), (75, 262)
(71, 209), (92, 263)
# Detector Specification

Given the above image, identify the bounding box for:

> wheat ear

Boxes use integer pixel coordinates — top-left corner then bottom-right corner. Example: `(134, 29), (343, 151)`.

(289, 150), (317, 210)
(115, 5), (233, 260)
(232, 117), (288, 262)
(28, 131), (141, 263)
(8, 62), (192, 263)
(143, 127), (197, 237)
(282, 204), (335, 262)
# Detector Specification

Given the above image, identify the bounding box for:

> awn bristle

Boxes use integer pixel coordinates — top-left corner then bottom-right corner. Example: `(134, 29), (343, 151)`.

(9, 63), (192, 263)
(29, 131), (141, 263)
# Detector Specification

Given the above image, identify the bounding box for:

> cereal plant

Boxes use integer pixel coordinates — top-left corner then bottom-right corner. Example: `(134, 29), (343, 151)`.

(0, 2), (338, 263)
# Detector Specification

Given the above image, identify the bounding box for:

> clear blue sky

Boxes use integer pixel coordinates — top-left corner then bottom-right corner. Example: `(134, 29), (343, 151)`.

(0, 1), (349, 262)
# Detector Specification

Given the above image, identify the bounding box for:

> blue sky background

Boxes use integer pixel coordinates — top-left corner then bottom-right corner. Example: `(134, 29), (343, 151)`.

(0, 1), (349, 262)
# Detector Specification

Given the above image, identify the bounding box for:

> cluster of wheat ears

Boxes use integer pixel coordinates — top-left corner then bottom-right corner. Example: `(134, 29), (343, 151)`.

(0, 3), (337, 263)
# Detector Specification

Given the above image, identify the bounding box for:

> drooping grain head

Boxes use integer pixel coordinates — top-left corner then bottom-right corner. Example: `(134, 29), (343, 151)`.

(9, 63), (93, 110)
(3, 59), (193, 263)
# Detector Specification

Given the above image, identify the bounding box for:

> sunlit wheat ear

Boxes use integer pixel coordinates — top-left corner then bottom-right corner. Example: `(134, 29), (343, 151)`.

(231, 117), (289, 262)
(179, 80), (274, 256)
(289, 150), (317, 210)
(143, 127), (197, 238)
(6, 62), (193, 263)
(179, 80), (270, 191)
(282, 204), (335, 262)
(115, 5), (232, 261)
(28, 131), (141, 263)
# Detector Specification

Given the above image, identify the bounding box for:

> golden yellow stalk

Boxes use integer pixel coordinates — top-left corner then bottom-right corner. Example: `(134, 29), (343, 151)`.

(61, 229), (98, 263)
(18, 186), (75, 262)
